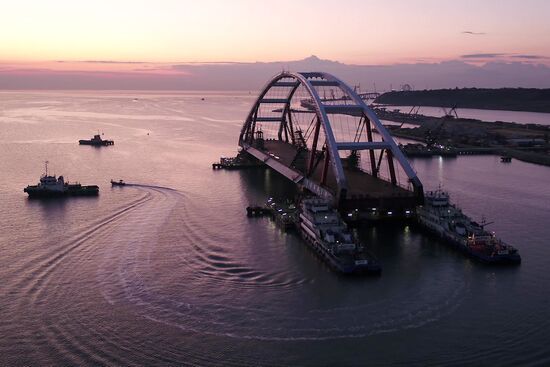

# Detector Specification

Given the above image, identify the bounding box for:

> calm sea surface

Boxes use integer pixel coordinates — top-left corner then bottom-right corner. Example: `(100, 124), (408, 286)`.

(1, 91), (550, 366)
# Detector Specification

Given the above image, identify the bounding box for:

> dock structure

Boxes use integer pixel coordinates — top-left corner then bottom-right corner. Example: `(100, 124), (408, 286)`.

(212, 153), (264, 169)
(238, 71), (424, 220)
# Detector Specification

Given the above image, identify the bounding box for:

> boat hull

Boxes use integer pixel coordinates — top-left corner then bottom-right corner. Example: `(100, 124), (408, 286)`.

(416, 216), (521, 265)
(79, 140), (114, 146)
(299, 227), (381, 275)
(24, 185), (99, 198)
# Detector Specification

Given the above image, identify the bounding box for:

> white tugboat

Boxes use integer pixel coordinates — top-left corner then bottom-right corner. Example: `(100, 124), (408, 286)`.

(24, 161), (99, 198)
(299, 198), (381, 274)
(416, 188), (520, 264)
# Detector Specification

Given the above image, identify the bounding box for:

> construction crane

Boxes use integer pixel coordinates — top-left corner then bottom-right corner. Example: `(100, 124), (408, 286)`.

(408, 105), (421, 116)
(441, 104), (459, 119)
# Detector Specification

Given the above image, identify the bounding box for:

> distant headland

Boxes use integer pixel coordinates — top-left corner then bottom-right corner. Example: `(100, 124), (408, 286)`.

(375, 88), (550, 113)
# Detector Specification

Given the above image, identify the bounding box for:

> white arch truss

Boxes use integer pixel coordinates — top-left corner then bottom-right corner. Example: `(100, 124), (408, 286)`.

(239, 71), (423, 204)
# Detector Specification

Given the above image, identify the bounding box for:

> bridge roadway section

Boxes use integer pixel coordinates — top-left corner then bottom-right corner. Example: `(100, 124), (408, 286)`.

(243, 139), (419, 218)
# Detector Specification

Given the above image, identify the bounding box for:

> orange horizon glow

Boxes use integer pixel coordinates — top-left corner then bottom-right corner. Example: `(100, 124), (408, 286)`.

(1, 0), (549, 70)
(1, 0), (550, 90)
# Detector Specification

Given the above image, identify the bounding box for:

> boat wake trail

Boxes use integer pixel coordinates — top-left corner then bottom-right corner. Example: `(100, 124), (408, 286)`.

(95, 186), (469, 344)
(121, 183), (179, 191)
(4, 184), (475, 364)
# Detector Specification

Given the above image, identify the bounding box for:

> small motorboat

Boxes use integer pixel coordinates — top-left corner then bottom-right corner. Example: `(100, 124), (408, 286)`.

(111, 179), (126, 186)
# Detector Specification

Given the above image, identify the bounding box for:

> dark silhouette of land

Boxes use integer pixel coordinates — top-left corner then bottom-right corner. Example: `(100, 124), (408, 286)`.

(375, 88), (550, 113)
(3, 56), (550, 90)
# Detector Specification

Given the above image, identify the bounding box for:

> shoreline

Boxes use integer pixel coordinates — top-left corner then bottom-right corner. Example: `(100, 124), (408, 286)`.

(375, 88), (550, 114)
(390, 130), (550, 167)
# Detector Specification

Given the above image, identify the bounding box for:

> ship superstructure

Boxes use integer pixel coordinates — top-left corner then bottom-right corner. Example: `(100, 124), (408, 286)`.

(24, 162), (99, 198)
(79, 133), (114, 146)
(299, 198), (381, 274)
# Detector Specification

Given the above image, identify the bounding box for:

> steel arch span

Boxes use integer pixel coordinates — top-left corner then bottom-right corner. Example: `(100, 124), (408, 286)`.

(239, 71), (423, 215)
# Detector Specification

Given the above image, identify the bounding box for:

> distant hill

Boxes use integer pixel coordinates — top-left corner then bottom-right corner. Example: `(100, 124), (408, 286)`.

(3, 56), (550, 90)
(375, 88), (550, 113)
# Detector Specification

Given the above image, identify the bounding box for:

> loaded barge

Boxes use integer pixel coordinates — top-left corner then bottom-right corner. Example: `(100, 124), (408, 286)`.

(416, 189), (520, 264)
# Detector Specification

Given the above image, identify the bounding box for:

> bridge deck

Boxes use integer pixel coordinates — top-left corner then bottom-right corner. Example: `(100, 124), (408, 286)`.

(260, 140), (416, 209)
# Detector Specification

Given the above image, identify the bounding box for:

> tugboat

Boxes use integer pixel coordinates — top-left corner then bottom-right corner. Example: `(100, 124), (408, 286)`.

(266, 197), (298, 231)
(416, 188), (520, 264)
(110, 179), (126, 186)
(79, 132), (114, 146)
(299, 198), (381, 274)
(246, 198), (297, 231)
(24, 162), (99, 198)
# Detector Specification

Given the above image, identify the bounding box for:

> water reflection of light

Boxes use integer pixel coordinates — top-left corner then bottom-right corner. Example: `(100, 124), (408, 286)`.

(437, 156), (444, 182)
(264, 169), (271, 191)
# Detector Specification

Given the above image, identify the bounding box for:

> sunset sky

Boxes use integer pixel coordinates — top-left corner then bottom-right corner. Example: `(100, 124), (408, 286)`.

(1, 0), (549, 89)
